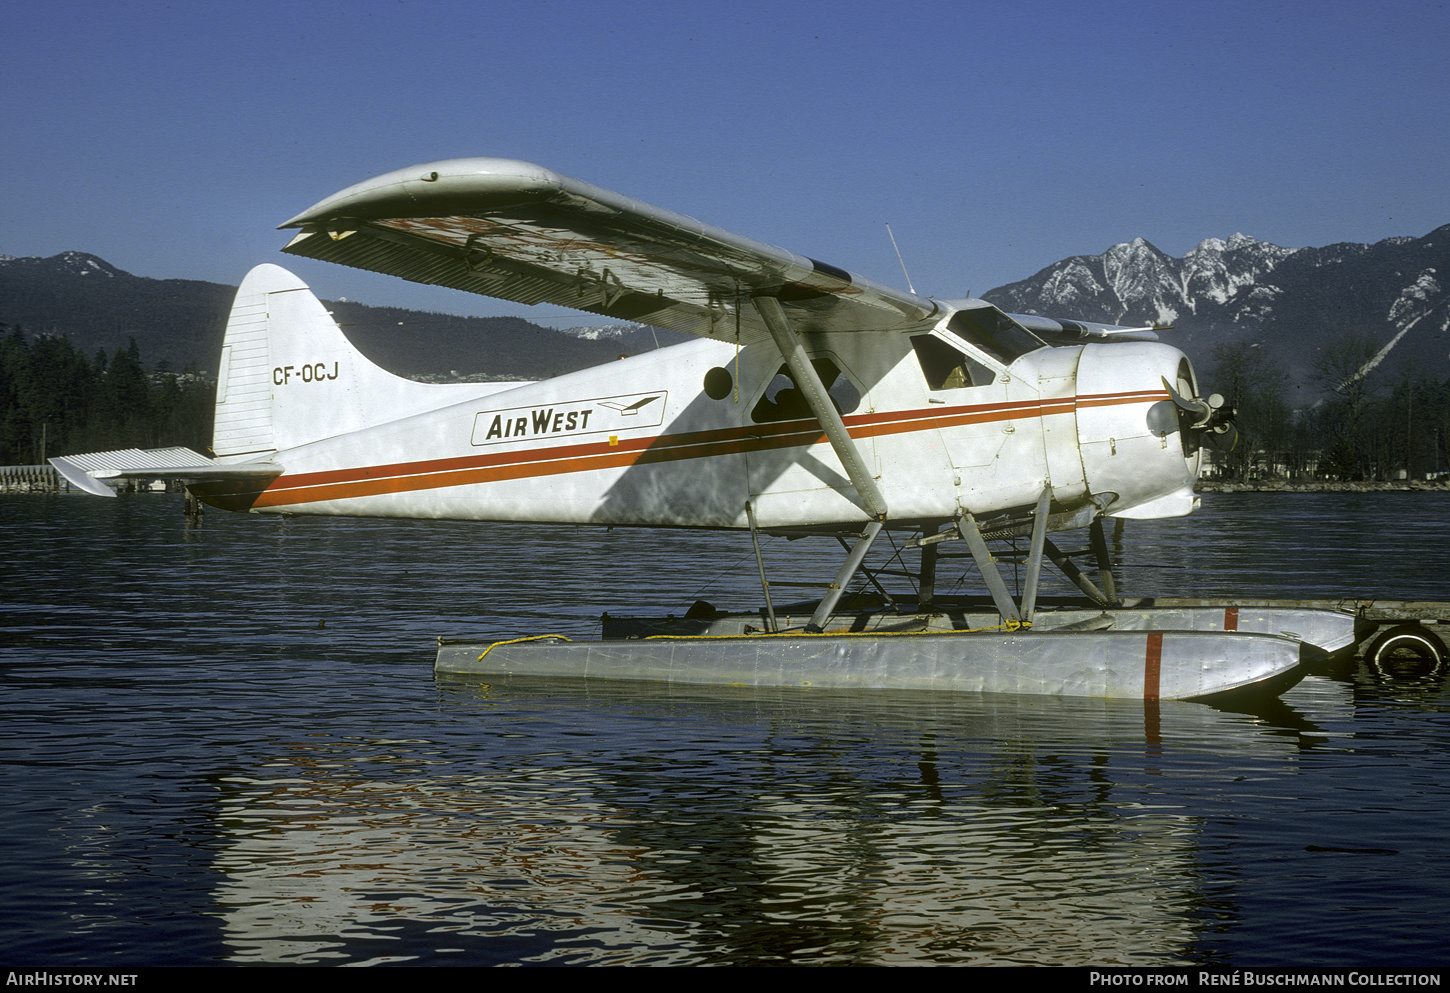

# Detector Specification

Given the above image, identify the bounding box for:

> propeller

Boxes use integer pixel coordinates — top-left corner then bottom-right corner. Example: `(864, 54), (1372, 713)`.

(1161, 377), (1238, 452)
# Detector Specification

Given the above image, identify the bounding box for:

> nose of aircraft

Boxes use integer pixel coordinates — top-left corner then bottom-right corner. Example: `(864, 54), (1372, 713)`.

(1074, 342), (1210, 520)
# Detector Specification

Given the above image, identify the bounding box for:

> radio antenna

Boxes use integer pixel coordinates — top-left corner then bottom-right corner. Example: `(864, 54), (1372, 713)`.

(885, 223), (916, 295)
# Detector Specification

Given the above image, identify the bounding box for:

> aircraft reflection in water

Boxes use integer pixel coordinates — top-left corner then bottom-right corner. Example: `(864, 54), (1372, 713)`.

(53, 159), (1349, 700)
(213, 685), (1301, 966)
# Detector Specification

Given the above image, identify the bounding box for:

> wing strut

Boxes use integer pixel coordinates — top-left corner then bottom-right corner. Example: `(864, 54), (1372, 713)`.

(751, 294), (891, 634)
(752, 295), (888, 520)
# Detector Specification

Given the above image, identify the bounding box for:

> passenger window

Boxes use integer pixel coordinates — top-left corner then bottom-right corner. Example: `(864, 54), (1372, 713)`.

(911, 334), (997, 390)
(751, 358), (861, 423)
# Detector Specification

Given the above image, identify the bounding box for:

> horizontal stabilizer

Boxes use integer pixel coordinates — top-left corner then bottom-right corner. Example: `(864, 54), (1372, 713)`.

(51, 447), (281, 498)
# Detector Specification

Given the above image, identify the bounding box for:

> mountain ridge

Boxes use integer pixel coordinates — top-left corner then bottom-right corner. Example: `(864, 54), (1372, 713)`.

(982, 224), (1450, 381)
(5, 223), (1447, 385)
(0, 254), (688, 380)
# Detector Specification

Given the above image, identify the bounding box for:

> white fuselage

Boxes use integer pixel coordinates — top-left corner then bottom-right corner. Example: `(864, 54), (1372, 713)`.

(235, 306), (1199, 532)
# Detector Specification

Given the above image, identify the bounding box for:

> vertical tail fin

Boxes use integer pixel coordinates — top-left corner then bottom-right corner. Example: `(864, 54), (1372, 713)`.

(213, 264), (489, 458)
(54, 264), (506, 502)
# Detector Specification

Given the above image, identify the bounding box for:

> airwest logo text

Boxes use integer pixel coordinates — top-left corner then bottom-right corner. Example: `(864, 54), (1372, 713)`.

(471, 392), (666, 447)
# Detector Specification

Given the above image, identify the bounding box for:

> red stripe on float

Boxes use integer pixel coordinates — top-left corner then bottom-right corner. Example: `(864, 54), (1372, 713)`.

(1224, 606), (1239, 631)
(1144, 631), (1163, 701)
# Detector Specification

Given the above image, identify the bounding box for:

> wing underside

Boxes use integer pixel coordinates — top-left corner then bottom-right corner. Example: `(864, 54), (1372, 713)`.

(279, 158), (938, 345)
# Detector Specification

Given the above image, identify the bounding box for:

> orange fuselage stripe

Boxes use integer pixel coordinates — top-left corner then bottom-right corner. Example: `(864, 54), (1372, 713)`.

(253, 390), (1162, 508)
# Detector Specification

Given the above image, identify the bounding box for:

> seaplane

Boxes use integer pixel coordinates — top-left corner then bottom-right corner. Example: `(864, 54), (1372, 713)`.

(52, 158), (1357, 701)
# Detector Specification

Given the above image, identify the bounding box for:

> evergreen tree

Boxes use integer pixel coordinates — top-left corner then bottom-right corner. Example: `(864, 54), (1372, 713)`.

(0, 326), (215, 464)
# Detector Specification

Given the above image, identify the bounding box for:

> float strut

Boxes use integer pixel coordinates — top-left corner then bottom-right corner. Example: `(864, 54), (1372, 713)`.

(918, 533), (941, 605)
(807, 521), (884, 632)
(958, 514), (1022, 626)
(745, 501), (778, 633)
(1088, 517), (1121, 605)
(1042, 538), (1115, 607)
(834, 534), (897, 607)
(1019, 488), (1051, 623)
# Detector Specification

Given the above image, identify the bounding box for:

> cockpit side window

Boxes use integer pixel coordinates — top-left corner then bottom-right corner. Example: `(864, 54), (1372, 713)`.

(947, 308), (1046, 365)
(910, 334), (998, 390)
(751, 357), (861, 423)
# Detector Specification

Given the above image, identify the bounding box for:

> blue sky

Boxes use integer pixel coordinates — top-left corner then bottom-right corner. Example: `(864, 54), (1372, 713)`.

(5, 0), (1448, 323)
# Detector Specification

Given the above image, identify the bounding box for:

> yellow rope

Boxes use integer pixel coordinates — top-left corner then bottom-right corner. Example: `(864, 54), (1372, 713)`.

(477, 620), (1030, 656)
(477, 634), (573, 661)
(641, 619), (1028, 641)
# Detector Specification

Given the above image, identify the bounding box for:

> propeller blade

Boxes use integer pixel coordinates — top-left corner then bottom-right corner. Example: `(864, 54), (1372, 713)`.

(1161, 376), (1213, 428)
(1205, 422), (1239, 453)
(1161, 376), (1202, 414)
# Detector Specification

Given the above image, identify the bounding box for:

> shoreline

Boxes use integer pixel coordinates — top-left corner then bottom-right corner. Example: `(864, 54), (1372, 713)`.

(1197, 480), (1450, 493)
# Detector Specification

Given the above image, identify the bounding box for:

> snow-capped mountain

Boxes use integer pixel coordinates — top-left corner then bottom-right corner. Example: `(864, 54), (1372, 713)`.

(0, 250), (125, 279)
(1003, 233), (1293, 327)
(987, 233), (1300, 326)
(982, 224), (1450, 380)
(558, 323), (646, 340)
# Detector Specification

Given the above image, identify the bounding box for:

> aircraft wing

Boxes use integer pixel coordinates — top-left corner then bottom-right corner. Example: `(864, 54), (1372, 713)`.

(51, 447), (281, 498)
(1009, 314), (1160, 344)
(279, 158), (939, 346)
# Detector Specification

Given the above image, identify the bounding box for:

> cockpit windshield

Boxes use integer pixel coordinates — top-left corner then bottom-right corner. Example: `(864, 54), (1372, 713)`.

(947, 308), (1047, 365)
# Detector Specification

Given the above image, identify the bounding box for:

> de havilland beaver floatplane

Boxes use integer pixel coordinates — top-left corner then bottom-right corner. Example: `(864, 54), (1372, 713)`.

(53, 158), (1357, 700)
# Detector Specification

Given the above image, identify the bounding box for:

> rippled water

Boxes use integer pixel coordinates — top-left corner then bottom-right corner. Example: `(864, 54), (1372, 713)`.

(3, 493), (1449, 966)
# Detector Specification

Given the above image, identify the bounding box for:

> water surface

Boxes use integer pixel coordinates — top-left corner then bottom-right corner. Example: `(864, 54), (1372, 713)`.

(3, 493), (1448, 966)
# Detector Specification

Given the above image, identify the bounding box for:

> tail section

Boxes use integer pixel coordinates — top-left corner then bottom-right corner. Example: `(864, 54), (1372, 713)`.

(56, 264), (516, 503)
(215, 264), (481, 457)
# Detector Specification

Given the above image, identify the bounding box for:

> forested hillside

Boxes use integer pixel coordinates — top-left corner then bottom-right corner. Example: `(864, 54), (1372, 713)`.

(0, 327), (213, 465)
(0, 252), (684, 380)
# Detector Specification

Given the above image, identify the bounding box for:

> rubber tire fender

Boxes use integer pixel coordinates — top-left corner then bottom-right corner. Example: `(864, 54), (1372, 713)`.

(1364, 622), (1447, 674)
